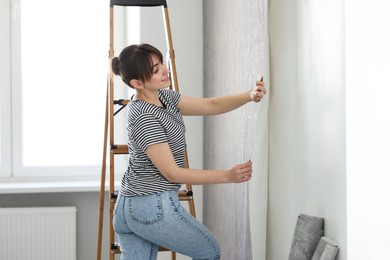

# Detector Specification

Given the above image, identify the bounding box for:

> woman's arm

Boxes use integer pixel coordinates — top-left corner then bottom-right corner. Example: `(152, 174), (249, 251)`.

(177, 78), (266, 116)
(146, 142), (253, 184)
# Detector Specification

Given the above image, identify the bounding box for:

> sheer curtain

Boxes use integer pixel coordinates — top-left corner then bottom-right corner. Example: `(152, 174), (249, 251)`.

(203, 0), (269, 259)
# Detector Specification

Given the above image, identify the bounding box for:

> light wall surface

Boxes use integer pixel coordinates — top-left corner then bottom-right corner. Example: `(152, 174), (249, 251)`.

(267, 0), (346, 259)
(346, 1), (390, 259)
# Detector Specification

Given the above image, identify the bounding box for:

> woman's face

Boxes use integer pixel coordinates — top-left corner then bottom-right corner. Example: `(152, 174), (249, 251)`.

(143, 55), (170, 90)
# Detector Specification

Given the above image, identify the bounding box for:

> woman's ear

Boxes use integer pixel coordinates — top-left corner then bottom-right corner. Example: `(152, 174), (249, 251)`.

(130, 79), (143, 89)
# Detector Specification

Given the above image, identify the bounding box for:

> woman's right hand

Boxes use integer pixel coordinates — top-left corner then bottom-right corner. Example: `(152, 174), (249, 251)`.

(228, 160), (253, 183)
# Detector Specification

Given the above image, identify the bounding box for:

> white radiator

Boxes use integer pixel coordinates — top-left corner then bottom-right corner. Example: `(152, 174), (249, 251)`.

(0, 207), (77, 260)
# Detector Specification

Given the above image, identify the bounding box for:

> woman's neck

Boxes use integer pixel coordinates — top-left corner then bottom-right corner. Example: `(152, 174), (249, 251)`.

(134, 90), (163, 107)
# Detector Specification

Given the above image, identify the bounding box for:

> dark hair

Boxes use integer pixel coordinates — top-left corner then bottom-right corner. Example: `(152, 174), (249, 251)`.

(111, 43), (164, 88)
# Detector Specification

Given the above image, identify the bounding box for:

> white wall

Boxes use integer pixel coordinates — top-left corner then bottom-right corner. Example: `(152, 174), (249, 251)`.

(346, 1), (390, 259)
(267, 0), (346, 259)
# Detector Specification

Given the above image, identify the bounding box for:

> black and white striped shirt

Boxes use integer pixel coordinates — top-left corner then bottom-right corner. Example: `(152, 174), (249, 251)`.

(119, 89), (186, 196)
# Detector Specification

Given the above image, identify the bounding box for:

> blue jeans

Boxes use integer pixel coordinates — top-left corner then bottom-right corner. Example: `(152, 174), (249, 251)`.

(113, 189), (221, 260)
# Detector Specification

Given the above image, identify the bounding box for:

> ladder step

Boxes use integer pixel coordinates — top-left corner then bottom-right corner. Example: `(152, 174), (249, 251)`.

(110, 190), (193, 203)
(111, 144), (128, 154)
(177, 190), (194, 201)
(114, 99), (130, 106)
(111, 243), (172, 254)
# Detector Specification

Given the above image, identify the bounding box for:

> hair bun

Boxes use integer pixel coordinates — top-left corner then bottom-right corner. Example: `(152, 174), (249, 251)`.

(111, 57), (121, 75)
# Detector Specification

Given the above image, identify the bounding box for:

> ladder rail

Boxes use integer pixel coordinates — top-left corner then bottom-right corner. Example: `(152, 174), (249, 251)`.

(163, 7), (178, 92)
(97, 2), (196, 260)
(162, 4), (196, 209)
(108, 6), (116, 260)
(96, 75), (110, 260)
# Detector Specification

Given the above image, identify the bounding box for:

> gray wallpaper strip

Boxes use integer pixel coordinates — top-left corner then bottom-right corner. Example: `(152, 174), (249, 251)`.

(203, 0), (267, 259)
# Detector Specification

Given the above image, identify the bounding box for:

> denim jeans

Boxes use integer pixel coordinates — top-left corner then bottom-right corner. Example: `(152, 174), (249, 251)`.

(113, 189), (221, 260)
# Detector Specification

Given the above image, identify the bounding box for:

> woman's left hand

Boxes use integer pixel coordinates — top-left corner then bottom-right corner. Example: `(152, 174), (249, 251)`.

(250, 76), (267, 103)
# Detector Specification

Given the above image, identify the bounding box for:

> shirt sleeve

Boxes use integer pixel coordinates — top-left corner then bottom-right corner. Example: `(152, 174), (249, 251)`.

(161, 88), (181, 106)
(131, 113), (168, 151)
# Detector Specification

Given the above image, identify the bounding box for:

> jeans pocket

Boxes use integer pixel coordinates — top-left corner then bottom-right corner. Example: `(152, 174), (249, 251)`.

(113, 195), (123, 233)
(168, 190), (181, 213)
(113, 195), (121, 216)
(129, 193), (163, 225)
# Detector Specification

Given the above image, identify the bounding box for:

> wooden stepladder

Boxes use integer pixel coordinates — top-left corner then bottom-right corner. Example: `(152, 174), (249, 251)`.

(96, 1), (196, 260)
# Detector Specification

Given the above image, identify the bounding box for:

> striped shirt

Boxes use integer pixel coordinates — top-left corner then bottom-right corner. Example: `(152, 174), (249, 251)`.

(119, 89), (186, 196)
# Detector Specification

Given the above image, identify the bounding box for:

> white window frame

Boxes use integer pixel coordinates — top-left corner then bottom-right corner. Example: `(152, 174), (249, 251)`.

(0, 0), (12, 177)
(0, 0), (139, 180)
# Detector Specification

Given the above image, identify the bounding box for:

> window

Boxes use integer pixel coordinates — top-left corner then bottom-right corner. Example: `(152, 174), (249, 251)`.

(0, 0), (12, 177)
(0, 0), (139, 179)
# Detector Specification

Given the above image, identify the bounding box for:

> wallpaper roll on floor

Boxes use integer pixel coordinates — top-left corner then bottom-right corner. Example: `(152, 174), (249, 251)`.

(311, 237), (339, 260)
(288, 214), (324, 260)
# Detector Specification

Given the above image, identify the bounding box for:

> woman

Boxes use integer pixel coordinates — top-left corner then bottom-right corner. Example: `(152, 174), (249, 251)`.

(111, 43), (266, 260)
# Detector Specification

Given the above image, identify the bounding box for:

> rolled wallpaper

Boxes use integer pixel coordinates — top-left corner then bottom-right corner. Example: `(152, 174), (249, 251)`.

(312, 237), (339, 260)
(288, 214), (325, 260)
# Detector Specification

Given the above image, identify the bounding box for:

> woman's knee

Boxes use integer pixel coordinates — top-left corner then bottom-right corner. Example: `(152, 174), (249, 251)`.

(193, 239), (221, 260)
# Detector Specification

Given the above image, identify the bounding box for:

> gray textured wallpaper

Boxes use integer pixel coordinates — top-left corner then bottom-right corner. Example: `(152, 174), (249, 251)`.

(203, 0), (267, 259)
